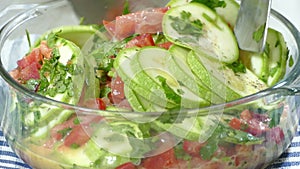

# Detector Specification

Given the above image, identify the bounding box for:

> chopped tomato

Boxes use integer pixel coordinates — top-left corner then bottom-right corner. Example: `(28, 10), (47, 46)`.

(104, 7), (169, 40)
(142, 148), (177, 169)
(17, 48), (42, 69)
(116, 162), (137, 169)
(182, 140), (205, 157)
(110, 75), (125, 104)
(63, 124), (92, 147)
(229, 110), (269, 137)
(240, 109), (252, 121)
(19, 62), (40, 81)
(13, 41), (52, 83)
(156, 42), (173, 50)
(229, 118), (242, 130)
(82, 98), (106, 110)
(244, 118), (267, 136)
(46, 115), (103, 148)
(125, 33), (155, 48)
(49, 115), (77, 141)
(266, 126), (284, 144)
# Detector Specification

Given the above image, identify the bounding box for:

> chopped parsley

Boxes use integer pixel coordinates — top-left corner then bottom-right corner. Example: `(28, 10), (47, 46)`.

(123, 0), (130, 15)
(25, 29), (32, 48)
(156, 75), (181, 106)
(192, 0), (226, 10)
(169, 11), (203, 39)
(226, 60), (246, 74)
(253, 24), (266, 43)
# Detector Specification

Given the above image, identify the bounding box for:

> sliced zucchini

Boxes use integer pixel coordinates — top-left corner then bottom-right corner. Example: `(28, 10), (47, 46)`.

(162, 3), (239, 63)
(34, 25), (100, 49)
(188, 50), (268, 100)
(153, 112), (220, 142)
(168, 45), (225, 104)
(114, 47), (176, 109)
(167, 0), (239, 29)
(266, 29), (288, 86)
(131, 46), (210, 108)
(215, 0), (240, 28)
(240, 28), (289, 86)
(240, 50), (269, 82)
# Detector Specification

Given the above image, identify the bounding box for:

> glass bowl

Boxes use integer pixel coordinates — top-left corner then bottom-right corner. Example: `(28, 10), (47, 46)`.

(1, 0), (300, 169)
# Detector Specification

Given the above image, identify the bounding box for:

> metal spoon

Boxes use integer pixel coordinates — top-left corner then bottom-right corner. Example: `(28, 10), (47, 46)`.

(234, 0), (272, 53)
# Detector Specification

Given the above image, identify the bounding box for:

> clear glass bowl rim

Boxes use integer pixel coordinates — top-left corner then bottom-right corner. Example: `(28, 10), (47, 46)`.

(0, 0), (300, 115)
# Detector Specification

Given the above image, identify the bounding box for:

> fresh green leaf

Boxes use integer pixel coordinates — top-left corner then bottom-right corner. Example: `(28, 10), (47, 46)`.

(169, 11), (203, 39)
(199, 122), (263, 160)
(25, 29), (32, 48)
(269, 105), (284, 128)
(200, 139), (218, 160)
(58, 127), (72, 138)
(175, 143), (192, 161)
(73, 117), (80, 125)
(191, 0), (226, 10)
(25, 79), (39, 91)
(253, 24), (266, 43)
(100, 86), (112, 98)
(226, 60), (246, 74)
(269, 63), (280, 77)
(156, 75), (181, 105)
(123, 0), (130, 15)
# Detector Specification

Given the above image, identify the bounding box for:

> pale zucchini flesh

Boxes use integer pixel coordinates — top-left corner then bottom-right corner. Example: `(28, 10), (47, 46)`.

(188, 50), (268, 100)
(132, 46), (210, 108)
(162, 3), (239, 63)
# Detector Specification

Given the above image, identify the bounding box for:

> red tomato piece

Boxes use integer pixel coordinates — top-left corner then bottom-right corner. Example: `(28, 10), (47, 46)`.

(156, 42), (173, 50)
(63, 124), (92, 147)
(229, 118), (242, 130)
(125, 33), (155, 48)
(47, 115), (103, 148)
(245, 118), (268, 136)
(266, 126), (285, 144)
(110, 75), (125, 104)
(104, 7), (169, 40)
(240, 109), (252, 121)
(82, 98), (106, 110)
(95, 98), (106, 110)
(17, 48), (42, 69)
(49, 115), (78, 141)
(182, 140), (205, 157)
(142, 148), (177, 169)
(19, 62), (40, 81)
(115, 162), (137, 169)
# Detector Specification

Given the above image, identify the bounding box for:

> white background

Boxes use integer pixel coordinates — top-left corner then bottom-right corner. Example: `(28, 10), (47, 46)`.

(272, 0), (300, 30)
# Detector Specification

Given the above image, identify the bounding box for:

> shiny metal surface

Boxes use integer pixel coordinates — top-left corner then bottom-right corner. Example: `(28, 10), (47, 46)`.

(234, 0), (272, 53)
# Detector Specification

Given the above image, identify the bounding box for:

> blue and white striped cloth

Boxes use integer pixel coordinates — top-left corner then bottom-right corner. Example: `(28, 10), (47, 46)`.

(0, 127), (300, 169)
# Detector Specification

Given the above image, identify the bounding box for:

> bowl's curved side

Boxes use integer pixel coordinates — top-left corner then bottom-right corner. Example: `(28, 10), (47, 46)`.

(0, 1), (300, 169)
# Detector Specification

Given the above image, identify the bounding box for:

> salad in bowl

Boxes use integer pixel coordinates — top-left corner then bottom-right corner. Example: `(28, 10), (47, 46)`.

(0, 0), (300, 168)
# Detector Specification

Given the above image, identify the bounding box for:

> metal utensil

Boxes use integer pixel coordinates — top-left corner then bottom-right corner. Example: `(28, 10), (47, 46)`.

(234, 0), (272, 53)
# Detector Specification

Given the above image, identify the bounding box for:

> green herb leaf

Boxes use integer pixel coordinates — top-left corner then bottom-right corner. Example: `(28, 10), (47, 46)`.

(253, 24), (266, 43)
(170, 11), (203, 39)
(200, 139), (218, 160)
(58, 127), (72, 138)
(156, 76), (181, 105)
(269, 105), (284, 128)
(191, 0), (226, 10)
(269, 63), (280, 77)
(123, 0), (130, 15)
(226, 60), (246, 74)
(25, 29), (32, 48)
